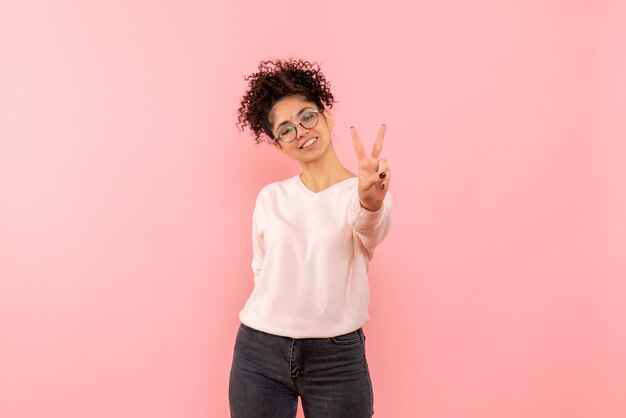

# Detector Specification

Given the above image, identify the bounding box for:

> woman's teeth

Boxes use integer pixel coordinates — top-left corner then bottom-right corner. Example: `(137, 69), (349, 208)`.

(301, 137), (318, 149)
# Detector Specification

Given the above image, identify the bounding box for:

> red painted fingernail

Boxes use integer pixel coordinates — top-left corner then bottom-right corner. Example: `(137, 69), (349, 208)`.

(379, 172), (386, 179)
(381, 184), (385, 189)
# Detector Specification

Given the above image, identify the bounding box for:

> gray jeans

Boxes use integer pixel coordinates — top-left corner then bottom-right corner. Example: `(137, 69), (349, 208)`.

(229, 322), (374, 417)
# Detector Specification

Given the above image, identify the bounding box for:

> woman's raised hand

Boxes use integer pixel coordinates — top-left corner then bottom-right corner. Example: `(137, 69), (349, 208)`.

(351, 124), (390, 212)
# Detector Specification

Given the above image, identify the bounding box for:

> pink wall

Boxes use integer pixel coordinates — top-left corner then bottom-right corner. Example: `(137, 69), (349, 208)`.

(1, 1), (625, 417)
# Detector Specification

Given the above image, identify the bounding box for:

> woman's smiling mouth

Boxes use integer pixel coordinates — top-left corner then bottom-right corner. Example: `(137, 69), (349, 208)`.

(300, 137), (318, 149)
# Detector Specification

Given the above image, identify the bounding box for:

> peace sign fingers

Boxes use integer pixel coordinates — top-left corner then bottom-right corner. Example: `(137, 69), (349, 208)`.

(351, 125), (386, 161)
(350, 124), (391, 211)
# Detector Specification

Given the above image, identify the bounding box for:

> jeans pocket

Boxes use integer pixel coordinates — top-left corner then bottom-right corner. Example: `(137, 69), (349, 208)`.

(329, 328), (362, 345)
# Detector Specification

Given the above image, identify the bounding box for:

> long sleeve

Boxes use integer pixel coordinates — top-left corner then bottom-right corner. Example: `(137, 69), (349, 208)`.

(251, 191), (266, 281)
(348, 189), (393, 260)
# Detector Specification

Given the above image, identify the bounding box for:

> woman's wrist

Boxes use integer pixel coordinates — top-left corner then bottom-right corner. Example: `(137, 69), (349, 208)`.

(360, 200), (383, 212)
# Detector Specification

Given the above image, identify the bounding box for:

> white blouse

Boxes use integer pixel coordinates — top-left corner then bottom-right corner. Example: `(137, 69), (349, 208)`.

(238, 174), (393, 338)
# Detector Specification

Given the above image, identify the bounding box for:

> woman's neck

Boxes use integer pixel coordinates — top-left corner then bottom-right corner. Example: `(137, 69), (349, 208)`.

(298, 149), (355, 192)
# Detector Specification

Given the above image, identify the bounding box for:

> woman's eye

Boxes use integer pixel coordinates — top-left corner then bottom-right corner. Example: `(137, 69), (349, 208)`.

(302, 113), (313, 121)
(280, 126), (294, 136)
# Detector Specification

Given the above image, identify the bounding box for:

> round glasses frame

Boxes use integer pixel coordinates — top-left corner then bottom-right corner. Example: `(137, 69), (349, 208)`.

(273, 108), (323, 143)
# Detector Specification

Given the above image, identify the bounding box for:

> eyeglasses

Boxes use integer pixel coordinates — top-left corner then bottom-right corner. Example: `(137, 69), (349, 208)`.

(273, 109), (322, 143)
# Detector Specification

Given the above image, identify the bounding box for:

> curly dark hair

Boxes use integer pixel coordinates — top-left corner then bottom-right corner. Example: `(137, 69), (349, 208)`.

(236, 58), (336, 145)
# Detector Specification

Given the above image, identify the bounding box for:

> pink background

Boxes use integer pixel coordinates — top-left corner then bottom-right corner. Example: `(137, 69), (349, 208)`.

(1, 1), (625, 417)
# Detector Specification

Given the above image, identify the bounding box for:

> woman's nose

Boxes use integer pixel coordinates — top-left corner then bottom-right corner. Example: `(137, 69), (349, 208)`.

(295, 124), (310, 138)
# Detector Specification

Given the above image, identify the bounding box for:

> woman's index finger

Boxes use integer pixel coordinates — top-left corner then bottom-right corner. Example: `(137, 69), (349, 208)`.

(370, 124), (386, 159)
(351, 126), (367, 160)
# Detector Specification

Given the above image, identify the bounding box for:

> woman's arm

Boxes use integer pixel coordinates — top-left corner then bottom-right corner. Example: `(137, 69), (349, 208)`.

(349, 190), (393, 260)
(251, 192), (266, 278)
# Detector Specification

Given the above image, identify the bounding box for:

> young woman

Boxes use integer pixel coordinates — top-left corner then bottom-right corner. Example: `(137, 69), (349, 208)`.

(229, 58), (393, 418)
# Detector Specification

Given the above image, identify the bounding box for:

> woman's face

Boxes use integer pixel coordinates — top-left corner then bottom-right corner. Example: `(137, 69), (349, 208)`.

(268, 95), (334, 162)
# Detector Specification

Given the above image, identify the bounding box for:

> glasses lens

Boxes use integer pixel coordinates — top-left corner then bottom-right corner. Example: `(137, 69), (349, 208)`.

(278, 125), (296, 143)
(301, 111), (318, 129)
